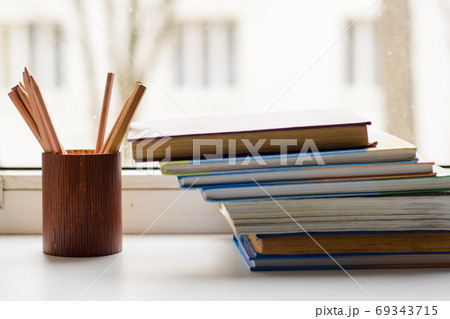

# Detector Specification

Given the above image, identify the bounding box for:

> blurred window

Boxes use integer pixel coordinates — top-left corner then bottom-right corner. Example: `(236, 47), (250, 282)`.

(0, 1), (449, 167)
(175, 21), (236, 87)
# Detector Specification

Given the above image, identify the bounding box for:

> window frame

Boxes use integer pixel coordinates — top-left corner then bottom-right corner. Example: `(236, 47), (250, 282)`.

(0, 169), (230, 234)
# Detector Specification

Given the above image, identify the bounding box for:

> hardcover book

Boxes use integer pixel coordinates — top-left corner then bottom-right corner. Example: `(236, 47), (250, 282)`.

(233, 234), (450, 271)
(160, 129), (416, 175)
(129, 108), (371, 161)
(202, 168), (450, 201)
(246, 231), (450, 255)
(177, 161), (434, 187)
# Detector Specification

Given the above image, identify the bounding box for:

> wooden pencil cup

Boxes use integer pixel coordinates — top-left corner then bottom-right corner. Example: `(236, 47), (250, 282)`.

(42, 150), (122, 257)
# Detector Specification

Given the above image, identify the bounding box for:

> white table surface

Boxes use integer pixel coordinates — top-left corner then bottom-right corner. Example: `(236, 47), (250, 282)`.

(1, 234), (449, 300)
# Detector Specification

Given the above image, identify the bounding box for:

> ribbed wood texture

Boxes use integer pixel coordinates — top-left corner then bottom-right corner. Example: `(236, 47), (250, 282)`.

(42, 150), (122, 257)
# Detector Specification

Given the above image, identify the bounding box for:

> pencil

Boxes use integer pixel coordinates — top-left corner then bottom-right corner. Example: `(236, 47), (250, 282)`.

(22, 70), (53, 152)
(100, 85), (134, 154)
(8, 88), (46, 150)
(101, 82), (146, 154)
(95, 72), (114, 153)
(16, 84), (36, 122)
(100, 97), (129, 154)
(29, 76), (66, 154)
(10, 68), (145, 156)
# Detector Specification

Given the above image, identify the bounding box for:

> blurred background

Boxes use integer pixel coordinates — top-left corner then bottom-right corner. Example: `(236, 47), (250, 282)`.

(0, 0), (449, 167)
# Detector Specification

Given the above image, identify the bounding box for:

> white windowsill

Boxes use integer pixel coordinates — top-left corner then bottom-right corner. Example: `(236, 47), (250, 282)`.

(1, 234), (449, 300)
(0, 170), (230, 234)
(0, 169), (180, 190)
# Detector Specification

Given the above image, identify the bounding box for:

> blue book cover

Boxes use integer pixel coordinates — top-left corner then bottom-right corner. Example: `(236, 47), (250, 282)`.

(199, 169), (450, 202)
(205, 189), (450, 203)
(160, 129), (417, 175)
(232, 234), (450, 271)
(176, 159), (428, 188)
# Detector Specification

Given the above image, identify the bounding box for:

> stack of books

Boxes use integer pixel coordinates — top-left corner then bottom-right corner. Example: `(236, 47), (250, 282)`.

(130, 108), (450, 270)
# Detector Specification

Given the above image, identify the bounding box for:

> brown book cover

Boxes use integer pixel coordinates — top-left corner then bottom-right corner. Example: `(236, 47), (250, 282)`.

(129, 108), (371, 161)
(247, 231), (450, 255)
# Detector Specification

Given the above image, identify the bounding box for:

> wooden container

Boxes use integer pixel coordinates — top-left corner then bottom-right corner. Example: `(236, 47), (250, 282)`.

(42, 150), (122, 257)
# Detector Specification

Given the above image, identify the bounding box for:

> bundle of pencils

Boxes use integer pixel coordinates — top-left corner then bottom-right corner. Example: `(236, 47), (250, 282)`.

(8, 68), (146, 154)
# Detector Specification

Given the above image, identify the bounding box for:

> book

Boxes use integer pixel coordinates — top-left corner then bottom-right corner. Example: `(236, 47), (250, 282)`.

(177, 161), (434, 187)
(201, 168), (450, 201)
(219, 191), (450, 219)
(233, 234), (450, 271)
(219, 192), (450, 235)
(129, 108), (371, 161)
(246, 231), (450, 255)
(222, 207), (450, 235)
(160, 129), (416, 175)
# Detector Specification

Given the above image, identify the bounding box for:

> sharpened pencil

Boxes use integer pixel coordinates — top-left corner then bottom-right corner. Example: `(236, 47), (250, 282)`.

(10, 68), (145, 156)
(8, 88), (46, 150)
(29, 76), (66, 154)
(22, 69), (53, 152)
(101, 82), (146, 154)
(96, 73), (114, 153)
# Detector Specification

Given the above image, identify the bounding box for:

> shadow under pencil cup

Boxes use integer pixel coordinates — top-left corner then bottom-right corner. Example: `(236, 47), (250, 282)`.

(42, 150), (122, 257)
